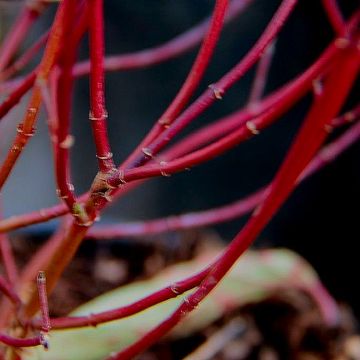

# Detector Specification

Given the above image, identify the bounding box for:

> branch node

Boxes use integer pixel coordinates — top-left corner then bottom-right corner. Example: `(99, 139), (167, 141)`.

(39, 332), (49, 350)
(170, 283), (181, 295)
(208, 84), (224, 99)
(158, 117), (171, 129)
(335, 37), (350, 49)
(142, 147), (153, 158)
(246, 121), (260, 135)
(89, 110), (108, 121)
(72, 203), (92, 227)
(159, 160), (171, 177)
(312, 79), (323, 96)
(324, 124), (333, 133)
(59, 134), (75, 149)
(96, 152), (113, 160)
(17, 124), (35, 137)
(344, 111), (355, 122)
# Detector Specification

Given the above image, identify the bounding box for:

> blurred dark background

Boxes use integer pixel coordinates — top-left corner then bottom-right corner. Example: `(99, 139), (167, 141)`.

(0, 1), (359, 316)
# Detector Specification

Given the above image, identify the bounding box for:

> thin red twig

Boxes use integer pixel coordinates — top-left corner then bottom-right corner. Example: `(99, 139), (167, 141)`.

(0, 333), (41, 348)
(0, 234), (19, 285)
(36, 271), (51, 336)
(88, 0), (114, 173)
(122, 0), (229, 167)
(0, 0), (74, 191)
(54, 2), (89, 214)
(0, 2), (45, 72)
(247, 41), (276, 108)
(321, 0), (346, 35)
(87, 116), (360, 240)
(0, 31), (49, 82)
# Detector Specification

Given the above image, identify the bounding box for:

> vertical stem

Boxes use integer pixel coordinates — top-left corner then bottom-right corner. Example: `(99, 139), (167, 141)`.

(88, 0), (114, 173)
(55, 2), (89, 213)
(36, 271), (51, 339)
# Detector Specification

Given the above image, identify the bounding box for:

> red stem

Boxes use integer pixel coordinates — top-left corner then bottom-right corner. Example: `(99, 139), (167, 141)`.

(0, 37), (341, 233)
(20, 108), (360, 327)
(39, 74), (58, 144)
(109, 36), (359, 360)
(123, 0), (229, 167)
(0, 333), (41, 348)
(321, 0), (346, 35)
(55, 2), (89, 212)
(247, 41), (275, 108)
(0, 0), (74, 192)
(36, 271), (51, 334)
(88, 0), (115, 173)
(0, 4), (43, 72)
(73, 0), (252, 77)
(0, 234), (19, 284)
(0, 0), (251, 117)
(87, 114), (360, 240)
(0, 0), (251, 116)
(0, 31), (49, 82)
(44, 267), (209, 329)
(29, 62), (359, 334)
(124, 0), (298, 169)
(107, 40), (338, 186)
(0, 72), (36, 121)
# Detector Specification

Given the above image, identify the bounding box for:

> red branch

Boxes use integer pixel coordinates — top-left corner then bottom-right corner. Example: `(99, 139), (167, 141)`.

(109, 33), (359, 360)
(88, 0), (114, 173)
(0, 3), (358, 356)
(321, 0), (346, 35)
(122, 0), (300, 170)
(0, 333), (41, 348)
(0, 35), (342, 233)
(87, 114), (360, 240)
(0, 3), (44, 72)
(123, 0), (229, 167)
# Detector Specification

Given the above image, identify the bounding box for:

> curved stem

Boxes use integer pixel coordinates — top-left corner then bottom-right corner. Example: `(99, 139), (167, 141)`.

(123, 0), (229, 167)
(109, 37), (359, 360)
(0, 333), (41, 348)
(27, 106), (357, 330)
(54, 2), (89, 213)
(125, 0), (299, 169)
(87, 117), (360, 240)
(0, 37), (341, 233)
